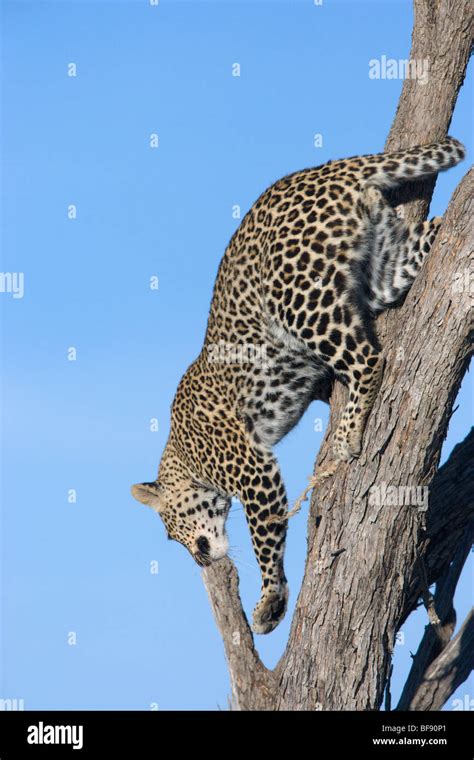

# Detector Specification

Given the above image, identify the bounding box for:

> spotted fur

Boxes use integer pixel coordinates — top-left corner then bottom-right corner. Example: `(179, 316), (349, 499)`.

(132, 136), (465, 634)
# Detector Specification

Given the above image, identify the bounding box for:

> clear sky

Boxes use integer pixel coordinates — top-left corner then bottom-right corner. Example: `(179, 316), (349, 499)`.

(1, 0), (472, 711)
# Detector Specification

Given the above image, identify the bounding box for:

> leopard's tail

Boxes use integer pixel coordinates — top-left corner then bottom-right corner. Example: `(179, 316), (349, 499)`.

(356, 136), (465, 189)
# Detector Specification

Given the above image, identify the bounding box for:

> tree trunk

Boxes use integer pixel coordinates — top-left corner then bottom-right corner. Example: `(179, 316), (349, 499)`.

(203, 0), (473, 711)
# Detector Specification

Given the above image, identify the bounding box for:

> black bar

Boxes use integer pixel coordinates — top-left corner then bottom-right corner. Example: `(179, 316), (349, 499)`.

(0, 710), (472, 757)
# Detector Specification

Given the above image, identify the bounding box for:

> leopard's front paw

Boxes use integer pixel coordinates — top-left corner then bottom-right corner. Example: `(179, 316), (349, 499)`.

(251, 585), (289, 635)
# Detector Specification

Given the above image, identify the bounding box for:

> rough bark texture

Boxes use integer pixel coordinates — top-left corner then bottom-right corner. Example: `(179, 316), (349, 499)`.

(406, 611), (474, 711)
(401, 429), (474, 625)
(385, 0), (473, 220)
(397, 529), (473, 710)
(202, 0), (473, 711)
(203, 560), (278, 711)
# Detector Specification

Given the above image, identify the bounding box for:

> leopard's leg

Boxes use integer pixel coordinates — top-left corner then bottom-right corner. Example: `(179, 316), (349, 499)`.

(235, 450), (289, 634)
(330, 190), (442, 459)
(361, 185), (442, 312)
(332, 348), (384, 461)
(389, 216), (442, 299)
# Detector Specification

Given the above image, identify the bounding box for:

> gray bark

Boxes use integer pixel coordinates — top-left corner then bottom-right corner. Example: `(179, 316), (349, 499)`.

(397, 530), (473, 710)
(406, 611), (474, 711)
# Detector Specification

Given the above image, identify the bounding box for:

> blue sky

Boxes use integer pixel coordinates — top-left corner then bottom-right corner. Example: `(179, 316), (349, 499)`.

(1, 0), (472, 710)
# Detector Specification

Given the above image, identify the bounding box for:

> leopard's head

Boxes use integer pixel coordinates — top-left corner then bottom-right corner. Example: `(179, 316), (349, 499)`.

(131, 443), (230, 566)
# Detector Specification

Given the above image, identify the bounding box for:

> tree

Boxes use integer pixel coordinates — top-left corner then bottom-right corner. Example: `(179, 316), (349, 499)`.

(202, 0), (474, 711)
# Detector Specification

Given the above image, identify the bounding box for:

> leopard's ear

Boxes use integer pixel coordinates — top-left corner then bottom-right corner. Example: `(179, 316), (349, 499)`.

(131, 481), (164, 511)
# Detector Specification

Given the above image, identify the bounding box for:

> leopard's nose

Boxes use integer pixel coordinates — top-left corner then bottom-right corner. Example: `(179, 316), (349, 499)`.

(197, 536), (210, 554)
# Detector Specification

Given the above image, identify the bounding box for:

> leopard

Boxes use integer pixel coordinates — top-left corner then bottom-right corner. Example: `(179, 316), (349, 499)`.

(132, 136), (465, 634)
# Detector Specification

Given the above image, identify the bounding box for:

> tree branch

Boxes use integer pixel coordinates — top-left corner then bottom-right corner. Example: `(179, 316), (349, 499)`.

(405, 610), (474, 711)
(397, 529), (473, 710)
(203, 558), (277, 710)
(385, 0), (473, 221)
(402, 428), (474, 624)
